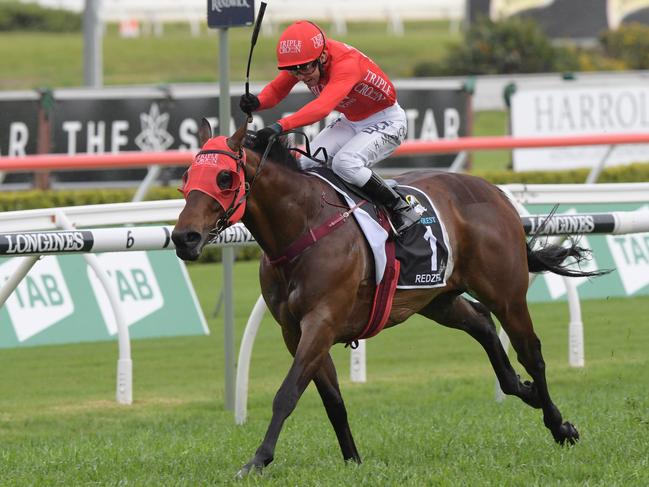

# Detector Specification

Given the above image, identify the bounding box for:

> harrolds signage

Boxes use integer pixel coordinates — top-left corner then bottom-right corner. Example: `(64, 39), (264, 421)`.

(510, 84), (649, 171)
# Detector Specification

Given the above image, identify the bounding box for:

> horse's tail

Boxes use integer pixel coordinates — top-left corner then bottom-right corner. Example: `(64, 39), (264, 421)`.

(526, 241), (609, 278)
(524, 204), (610, 278)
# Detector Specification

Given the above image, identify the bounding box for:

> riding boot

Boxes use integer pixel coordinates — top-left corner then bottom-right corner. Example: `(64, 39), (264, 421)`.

(361, 172), (420, 235)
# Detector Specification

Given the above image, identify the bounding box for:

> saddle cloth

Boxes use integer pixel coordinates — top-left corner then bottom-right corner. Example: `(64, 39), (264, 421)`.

(307, 168), (453, 289)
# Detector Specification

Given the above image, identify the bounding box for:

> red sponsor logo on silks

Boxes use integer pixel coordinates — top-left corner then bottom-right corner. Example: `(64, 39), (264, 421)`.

(279, 39), (302, 54)
(310, 33), (324, 49)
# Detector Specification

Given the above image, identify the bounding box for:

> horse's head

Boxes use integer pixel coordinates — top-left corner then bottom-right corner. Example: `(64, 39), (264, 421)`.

(172, 119), (248, 261)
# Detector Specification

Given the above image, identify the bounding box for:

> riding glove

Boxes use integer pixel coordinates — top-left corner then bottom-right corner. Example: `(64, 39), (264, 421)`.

(256, 123), (283, 145)
(239, 93), (260, 114)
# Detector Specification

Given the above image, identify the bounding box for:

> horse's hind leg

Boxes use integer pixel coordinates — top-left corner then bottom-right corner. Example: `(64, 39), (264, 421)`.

(419, 293), (541, 407)
(493, 299), (579, 445)
(313, 354), (361, 463)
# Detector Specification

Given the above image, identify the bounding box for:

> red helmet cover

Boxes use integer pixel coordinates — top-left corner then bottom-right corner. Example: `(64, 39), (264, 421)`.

(276, 21), (326, 69)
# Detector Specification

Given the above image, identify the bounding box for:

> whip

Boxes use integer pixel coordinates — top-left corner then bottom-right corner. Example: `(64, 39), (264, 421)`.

(244, 1), (267, 122)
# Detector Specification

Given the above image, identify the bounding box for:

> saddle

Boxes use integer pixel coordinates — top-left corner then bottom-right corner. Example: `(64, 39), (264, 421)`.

(307, 167), (453, 289)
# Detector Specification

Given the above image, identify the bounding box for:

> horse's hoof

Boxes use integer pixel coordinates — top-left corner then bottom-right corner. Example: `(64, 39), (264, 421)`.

(235, 462), (263, 479)
(554, 421), (580, 446)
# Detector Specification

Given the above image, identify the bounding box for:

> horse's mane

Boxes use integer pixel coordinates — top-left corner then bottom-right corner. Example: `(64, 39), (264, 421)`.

(244, 132), (301, 172)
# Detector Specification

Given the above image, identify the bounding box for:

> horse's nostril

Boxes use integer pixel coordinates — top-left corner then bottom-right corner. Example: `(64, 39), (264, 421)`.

(185, 231), (202, 246)
(172, 230), (202, 249)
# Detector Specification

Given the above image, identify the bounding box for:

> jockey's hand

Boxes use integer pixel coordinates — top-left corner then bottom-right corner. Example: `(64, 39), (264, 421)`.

(239, 93), (260, 115)
(256, 123), (282, 145)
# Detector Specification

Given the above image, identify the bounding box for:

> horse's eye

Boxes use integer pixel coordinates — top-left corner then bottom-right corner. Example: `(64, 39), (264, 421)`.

(217, 170), (233, 190)
(179, 170), (189, 192)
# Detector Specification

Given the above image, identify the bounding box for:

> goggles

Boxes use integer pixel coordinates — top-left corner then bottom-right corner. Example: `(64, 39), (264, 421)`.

(282, 59), (319, 76)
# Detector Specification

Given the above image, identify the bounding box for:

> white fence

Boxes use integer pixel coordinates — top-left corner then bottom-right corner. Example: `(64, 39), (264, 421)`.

(0, 201), (253, 405)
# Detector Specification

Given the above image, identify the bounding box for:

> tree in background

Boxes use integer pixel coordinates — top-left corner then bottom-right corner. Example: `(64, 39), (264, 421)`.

(0, 1), (81, 32)
(415, 16), (579, 76)
(599, 22), (649, 70)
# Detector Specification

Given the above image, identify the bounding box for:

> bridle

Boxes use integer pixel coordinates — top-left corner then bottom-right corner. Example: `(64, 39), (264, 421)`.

(190, 147), (248, 238)
(208, 130), (328, 238)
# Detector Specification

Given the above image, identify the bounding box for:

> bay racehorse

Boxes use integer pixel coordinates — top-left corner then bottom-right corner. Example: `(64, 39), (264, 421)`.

(172, 119), (603, 476)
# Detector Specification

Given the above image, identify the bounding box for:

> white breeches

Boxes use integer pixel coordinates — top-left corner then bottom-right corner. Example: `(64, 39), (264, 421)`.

(299, 103), (407, 186)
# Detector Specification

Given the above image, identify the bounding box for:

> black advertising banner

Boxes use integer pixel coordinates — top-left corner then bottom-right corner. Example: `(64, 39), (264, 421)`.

(467, 0), (649, 39)
(0, 97), (39, 158)
(51, 94), (181, 182)
(0, 82), (470, 184)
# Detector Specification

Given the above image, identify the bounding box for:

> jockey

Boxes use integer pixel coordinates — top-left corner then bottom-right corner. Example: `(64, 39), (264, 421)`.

(239, 20), (420, 235)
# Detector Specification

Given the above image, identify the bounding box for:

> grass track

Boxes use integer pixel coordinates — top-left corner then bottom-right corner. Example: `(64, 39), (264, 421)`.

(1, 260), (648, 485)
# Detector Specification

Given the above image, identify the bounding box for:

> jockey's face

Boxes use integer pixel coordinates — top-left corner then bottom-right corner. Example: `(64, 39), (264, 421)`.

(290, 51), (327, 88)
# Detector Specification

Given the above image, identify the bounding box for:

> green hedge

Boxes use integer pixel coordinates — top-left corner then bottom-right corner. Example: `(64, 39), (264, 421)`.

(0, 187), (181, 212)
(0, 2), (81, 32)
(2, 163), (648, 212)
(475, 162), (649, 185)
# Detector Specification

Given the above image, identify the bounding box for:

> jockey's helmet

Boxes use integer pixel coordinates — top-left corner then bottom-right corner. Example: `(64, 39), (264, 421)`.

(276, 21), (326, 70)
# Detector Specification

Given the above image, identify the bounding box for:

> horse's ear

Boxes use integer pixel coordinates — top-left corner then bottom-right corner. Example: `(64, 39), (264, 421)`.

(226, 121), (248, 152)
(198, 118), (212, 147)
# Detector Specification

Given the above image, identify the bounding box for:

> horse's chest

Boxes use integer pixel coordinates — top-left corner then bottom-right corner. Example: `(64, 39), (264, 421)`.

(259, 269), (297, 325)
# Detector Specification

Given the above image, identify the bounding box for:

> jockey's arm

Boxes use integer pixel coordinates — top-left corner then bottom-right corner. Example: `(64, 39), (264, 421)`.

(257, 71), (299, 110)
(276, 61), (359, 131)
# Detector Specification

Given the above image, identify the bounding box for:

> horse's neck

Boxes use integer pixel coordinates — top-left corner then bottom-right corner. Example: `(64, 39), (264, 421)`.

(242, 161), (319, 258)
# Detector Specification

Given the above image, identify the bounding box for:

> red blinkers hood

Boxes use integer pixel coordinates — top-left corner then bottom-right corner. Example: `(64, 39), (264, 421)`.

(179, 135), (247, 225)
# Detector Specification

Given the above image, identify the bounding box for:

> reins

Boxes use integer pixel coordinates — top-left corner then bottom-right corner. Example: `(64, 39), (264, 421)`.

(283, 129), (329, 165)
(210, 129), (328, 237)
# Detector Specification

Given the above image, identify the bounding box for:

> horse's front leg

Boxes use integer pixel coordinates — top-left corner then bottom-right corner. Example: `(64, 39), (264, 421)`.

(236, 321), (335, 477)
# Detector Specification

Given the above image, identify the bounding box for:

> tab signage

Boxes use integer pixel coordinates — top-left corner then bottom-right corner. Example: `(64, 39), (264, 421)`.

(0, 257), (74, 342)
(0, 251), (208, 348)
(88, 252), (164, 335)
